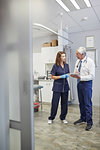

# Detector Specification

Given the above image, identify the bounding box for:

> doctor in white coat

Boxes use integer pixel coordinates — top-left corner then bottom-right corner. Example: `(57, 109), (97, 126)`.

(71, 47), (95, 131)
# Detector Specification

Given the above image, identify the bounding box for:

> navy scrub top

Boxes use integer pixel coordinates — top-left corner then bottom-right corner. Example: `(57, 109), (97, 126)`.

(51, 63), (70, 92)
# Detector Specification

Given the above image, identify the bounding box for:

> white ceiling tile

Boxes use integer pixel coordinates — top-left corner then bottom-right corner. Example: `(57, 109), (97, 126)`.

(81, 23), (100, 31)
(32, 0), (67, 24)
(69, 7), (99, 25)
(93, 5), (100, 20)
(51, 13), (78, 29)
(90, 0), (100, 7)
(68, 25), (83, 33)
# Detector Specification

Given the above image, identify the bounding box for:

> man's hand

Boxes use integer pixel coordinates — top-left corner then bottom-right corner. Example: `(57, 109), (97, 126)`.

(70, 74), (80, 79)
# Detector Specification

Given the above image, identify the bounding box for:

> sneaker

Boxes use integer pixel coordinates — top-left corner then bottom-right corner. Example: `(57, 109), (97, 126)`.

(85, 124), (92, 131)
(62, 120), (68, 124)
(48, 119), (53, 124)
(74, 119), (85, 125)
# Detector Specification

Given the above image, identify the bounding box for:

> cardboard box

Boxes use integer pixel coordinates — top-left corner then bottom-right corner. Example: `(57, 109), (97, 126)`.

(43, 42), (52, 47)
(52, 39), (58, 47)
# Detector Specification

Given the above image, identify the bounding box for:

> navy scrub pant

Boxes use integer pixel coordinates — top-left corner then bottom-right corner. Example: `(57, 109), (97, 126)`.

(77, 80), (93, 125)
(48, 91), (68, 120)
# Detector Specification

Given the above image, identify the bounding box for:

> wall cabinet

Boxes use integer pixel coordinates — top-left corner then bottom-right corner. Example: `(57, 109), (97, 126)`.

(41, 46), (59, 63)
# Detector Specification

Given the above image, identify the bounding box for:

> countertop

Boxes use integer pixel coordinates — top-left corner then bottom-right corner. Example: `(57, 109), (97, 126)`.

(38, 79), (53, 82)
(33, 84), (43, 89)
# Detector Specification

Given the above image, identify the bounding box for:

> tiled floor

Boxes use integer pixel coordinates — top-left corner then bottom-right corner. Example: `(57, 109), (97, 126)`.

(34, 103), (100, 150)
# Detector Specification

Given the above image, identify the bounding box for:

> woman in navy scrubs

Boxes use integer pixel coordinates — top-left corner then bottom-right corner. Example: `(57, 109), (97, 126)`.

(48, 51), (70, 124)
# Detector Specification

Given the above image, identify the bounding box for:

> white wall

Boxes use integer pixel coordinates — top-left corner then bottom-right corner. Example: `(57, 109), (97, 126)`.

(33, 35), (57, 53)
(69, 29), (100, 106)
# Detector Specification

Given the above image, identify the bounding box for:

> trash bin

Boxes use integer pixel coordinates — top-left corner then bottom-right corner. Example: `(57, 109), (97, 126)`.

(34, 102), (40, 112)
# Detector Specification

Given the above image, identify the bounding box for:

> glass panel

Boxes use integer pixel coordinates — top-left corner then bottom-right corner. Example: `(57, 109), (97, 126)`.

(8, 0), (34, 149)
(8, 50), (20, 121)
(10, 129), (21, 150)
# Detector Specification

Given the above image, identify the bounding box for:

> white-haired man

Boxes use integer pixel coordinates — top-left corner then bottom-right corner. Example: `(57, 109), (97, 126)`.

(71, 47), (95, 131)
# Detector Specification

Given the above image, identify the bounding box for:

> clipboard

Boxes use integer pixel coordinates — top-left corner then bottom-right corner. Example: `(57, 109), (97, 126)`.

(69, 73), (80, 78)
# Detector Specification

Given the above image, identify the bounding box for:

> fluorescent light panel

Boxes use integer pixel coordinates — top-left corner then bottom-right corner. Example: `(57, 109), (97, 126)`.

(70, 0), (80, 9)
(56, 0), (70, 12)
(83, 0), (91, 7)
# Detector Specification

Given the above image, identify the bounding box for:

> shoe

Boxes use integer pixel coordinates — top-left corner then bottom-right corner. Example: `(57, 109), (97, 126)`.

(85, 124), (92, 131)
(74, 119), (85, 125)
(62, 120), (68, 124)
(48, 119), (53, 124)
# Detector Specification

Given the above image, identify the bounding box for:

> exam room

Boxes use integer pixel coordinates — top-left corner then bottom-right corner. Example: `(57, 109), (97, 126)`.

(32, 0), (100, 150)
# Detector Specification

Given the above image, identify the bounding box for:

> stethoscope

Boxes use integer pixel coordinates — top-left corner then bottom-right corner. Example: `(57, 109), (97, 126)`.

(76, 56), (87, 68)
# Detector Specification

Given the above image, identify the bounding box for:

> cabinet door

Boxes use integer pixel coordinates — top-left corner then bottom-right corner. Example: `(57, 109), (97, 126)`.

(41, 47), (59, 63)
(39, 81), (53, 102)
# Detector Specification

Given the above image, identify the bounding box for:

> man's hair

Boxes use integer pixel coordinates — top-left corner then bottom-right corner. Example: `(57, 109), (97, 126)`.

(77, 47), (86, 55)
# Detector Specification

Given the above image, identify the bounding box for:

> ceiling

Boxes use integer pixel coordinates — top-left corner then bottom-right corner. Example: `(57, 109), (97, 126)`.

(32, 0), (100, 38)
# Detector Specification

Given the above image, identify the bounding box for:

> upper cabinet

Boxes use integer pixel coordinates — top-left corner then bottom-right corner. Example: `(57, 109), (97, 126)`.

(41, 46), (59, 63)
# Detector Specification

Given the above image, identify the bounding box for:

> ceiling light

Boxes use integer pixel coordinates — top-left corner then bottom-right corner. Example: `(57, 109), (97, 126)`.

(83, 0), (91, 7)
(81, 17), (88, 22)
(56, 0), (70, 12)
(70, 0), (80, 9)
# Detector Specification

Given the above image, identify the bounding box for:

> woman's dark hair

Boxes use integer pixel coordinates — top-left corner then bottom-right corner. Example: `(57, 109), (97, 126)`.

(55, 51), (66, 66)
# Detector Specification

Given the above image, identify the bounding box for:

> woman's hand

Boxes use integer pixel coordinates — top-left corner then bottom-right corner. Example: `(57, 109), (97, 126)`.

(66, 74), (70, 78)
(60, 74), (69, 79)
(51, 74), (69, 80)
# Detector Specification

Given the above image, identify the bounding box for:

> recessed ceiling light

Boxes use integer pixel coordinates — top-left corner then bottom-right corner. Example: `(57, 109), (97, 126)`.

(83, 0), (91, 7)
(69, 0), (80, 10)
(56, 0), (70, 12)
(81, 17), (88, 22)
